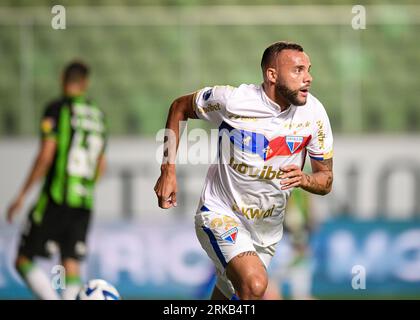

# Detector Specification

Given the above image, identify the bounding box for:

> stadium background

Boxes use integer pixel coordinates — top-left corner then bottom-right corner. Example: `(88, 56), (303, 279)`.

(1, 0), (420, 299)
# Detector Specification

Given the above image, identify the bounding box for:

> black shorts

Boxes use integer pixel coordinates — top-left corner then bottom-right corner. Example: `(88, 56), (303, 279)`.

(18, 199), (91, 261)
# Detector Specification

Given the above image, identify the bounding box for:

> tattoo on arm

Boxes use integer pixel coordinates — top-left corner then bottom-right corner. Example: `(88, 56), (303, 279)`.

(303, 158), (333, 195)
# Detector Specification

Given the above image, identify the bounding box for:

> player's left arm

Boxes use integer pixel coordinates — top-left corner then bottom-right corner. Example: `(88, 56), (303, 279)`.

(280, 158), (333, 195)
(281, 100), (334, 195)
(95, 109), (108, 182)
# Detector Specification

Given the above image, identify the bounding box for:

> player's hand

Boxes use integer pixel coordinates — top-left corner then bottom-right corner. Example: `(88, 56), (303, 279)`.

(6, 194), (24, 223)
(154, 165), (177, 209)
(280, 164), (306, 190)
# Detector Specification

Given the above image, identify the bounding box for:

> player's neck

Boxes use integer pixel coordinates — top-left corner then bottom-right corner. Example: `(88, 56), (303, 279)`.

(261, 83), (290, 112)
(63, 89), (85, 98)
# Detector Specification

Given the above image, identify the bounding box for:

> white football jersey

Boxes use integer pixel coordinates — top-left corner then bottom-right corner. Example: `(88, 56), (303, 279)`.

(193, 84), (333, 246)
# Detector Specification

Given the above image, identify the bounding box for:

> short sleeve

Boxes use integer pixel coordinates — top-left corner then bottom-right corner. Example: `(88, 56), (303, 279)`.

(192, 85), (235, 126)
(40, 102), (60, 140)
(306, 103), (333, 160)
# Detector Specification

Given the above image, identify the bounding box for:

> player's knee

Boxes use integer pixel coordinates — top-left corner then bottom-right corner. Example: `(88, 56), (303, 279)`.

(238, 273), (268, 300)
(249, 275), (268, 299)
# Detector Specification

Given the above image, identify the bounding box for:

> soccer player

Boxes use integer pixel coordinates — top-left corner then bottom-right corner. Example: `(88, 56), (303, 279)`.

(6, 61), (107, 300)
(154, 41), (333, 300)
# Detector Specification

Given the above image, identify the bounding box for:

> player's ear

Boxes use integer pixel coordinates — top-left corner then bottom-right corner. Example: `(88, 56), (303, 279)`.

(266, 67), (277, 84)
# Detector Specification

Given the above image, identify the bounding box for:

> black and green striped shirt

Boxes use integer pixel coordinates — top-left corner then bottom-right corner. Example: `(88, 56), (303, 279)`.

(33, 95), (107, 223)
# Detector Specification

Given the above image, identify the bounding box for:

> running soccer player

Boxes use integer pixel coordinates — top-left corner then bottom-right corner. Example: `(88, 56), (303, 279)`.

(154, 41), (333, 300)
(6, 61), (107, 300)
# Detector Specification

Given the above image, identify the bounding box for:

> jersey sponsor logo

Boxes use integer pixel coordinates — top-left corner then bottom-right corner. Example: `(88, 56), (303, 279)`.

(71, 117), (105, 133)
(229, 157), (284, 180)
(203, 89), (212, 101)
(227, 112), (257, 122)
(316, 120), (326, 150)
(232, 204), (275, 220)
(74, 104), (103, 118)
(72, 103), (105, 133)
(286, 136), (304, 154)
(197, 103), (221, 114)
(221, 227), (238, 244)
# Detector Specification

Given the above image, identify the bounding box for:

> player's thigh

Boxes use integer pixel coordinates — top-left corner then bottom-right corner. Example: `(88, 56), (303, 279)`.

(195, 209), (254, 271)
(226, 250), (268, 292)
(18, 204), (60, 259)
(61, 208), (91, 261)
(195, 208), (261, 298)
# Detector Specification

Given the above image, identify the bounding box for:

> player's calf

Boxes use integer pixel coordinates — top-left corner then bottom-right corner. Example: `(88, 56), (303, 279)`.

(62, 258), (83, 300)
(15, 254), (60, 300)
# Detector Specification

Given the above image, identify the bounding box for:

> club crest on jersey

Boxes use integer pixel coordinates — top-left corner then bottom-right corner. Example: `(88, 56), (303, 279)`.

(286, 136), (304, 154)
(221, 227), (238, 244)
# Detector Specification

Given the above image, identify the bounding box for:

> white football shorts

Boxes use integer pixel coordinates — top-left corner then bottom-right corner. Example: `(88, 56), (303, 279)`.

(195, 205), (277, 299)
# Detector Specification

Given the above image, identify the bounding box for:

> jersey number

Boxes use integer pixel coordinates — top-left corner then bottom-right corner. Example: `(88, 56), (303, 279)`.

(67, 131), (104, 179)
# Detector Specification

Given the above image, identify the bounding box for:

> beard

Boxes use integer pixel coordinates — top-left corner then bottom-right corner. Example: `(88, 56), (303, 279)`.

(275, 79), (307, 106)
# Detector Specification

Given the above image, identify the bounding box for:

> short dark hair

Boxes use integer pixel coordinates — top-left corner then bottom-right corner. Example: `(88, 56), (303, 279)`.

(261, 41), (304, 71)
(63, 61), (90, 84)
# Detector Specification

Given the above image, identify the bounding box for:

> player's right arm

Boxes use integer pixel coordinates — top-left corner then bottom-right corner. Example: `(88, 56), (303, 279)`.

(154, 86), (233, 209)
(154, 94), (197, 209)
(6, 103), (59, 223)
(95, 153), (107, 182)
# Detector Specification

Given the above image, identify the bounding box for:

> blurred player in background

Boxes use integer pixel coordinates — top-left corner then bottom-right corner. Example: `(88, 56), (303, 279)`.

(264, 187), (315, 300)
(155, 41), (333, 300)
(6, 61), (107, 300)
